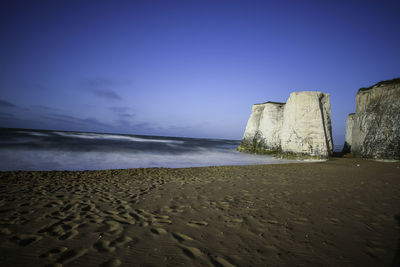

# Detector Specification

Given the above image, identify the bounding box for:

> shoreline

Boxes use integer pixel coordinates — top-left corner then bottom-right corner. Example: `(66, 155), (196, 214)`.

(0, 156), (319, 173)
(1, 158), (399, 266)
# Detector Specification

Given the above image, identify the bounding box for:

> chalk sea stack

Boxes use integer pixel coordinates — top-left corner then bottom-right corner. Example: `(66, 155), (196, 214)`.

(238, 102), (285, 154)
(342, 113), (355, 154)
(344, 78), (400, 160)
(281, 91), (333, 157)
(238, 91), (333, 158)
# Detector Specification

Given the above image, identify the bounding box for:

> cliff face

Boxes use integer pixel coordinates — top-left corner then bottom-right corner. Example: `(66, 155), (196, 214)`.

(342, 113), (355, 153)
(239, 91), (333, 158)
(238, 102), (285, 153)
(348, 79), (400, 159)
(258, 102), (285, 150)
(280, 92), (333, 157)
(239, 103), (265, 151)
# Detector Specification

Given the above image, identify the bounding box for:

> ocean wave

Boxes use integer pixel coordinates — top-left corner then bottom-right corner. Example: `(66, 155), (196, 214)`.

(52, 131), (184, 144)
(0, 148), (297, 171)
(17, 131), (50, 137)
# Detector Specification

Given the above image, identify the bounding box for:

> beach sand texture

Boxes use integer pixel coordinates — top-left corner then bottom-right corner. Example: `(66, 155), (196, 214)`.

(0, 158), (399, 266)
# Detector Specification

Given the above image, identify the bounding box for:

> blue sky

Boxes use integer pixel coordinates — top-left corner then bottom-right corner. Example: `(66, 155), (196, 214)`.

(1, 0), (399, 144)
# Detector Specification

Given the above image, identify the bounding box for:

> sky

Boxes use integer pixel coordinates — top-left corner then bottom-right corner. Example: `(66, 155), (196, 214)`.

(0, 0), (399, 144)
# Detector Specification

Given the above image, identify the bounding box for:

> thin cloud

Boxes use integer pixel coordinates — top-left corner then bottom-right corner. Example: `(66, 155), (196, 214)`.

(84, 78), (128, 100)
(31, 105), (56, 111)
(110, 106), (135, 120)
(0, 99), (16, 107)
(43, 113), (111, 129)
(0, 112), (14, 118)
(109, 106), (131, 113)
(120, 113), (134, 118)
(87, 78), (115, 87)
(115, 118), (154, 132)
(132, 122), (152, 129)
(31, 104), (66, 114)
(0, 116), (47, 130)
(32, 105), (52, 110)
(91, 89), (121, 100)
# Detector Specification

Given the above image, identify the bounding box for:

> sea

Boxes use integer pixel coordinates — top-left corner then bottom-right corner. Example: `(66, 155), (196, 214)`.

(0, 128), (301, 171)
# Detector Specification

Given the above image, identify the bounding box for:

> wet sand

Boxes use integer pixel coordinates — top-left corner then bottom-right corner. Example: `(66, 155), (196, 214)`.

(0, 158), (399, 266)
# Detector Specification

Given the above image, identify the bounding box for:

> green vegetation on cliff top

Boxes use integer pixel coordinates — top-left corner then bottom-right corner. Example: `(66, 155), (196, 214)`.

(254, 101), (286, 106)
(358, 78), (400, 92)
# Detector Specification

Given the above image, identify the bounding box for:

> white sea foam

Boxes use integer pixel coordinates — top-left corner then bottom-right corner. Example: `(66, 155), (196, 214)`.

(52, 131), (184, 144)
(0, 148), (298, 171)
(17, 131), (50, 137)
(28, 132), (50, 137)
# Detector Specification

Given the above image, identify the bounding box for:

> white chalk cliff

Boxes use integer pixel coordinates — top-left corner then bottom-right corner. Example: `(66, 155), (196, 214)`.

(239, 91), (333, 158)
(344, 79), (400, 160)
(238, 102), (285, 153)
(342, 113), (355, 153)
(258, 102), (285, 150)
(280, 92), (333, 157)
(240, 103), (265, 148)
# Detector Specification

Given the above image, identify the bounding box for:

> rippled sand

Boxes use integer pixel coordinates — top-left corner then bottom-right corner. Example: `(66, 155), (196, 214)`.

(0, 158), (399, 266)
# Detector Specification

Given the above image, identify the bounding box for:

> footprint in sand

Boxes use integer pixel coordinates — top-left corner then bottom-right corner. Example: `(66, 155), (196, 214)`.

(179, 244), (203, 259)
(294, 217), (310, 225)
(110, 213), (136, 225)
(364, 240), (386, 259)
(10, 234), (42, 247)
(225, 217), (244, 227)
(97, 220), (123, 234)
(172, 232), (193, 242)
(153, 218), (172, 225)
(219, 201), (230, 208)
(59, 229), (79, 240)
(101, 258), (121, 267)
(94, 240), (116, 253)
(40, 247), (68, 258)
(107, 235), (135, 249)
(0, 227), (11, 235)
(187, 220), (208, 227)
(45, 200), (64, 208)
(131, 209), (152, 221)
(151, 228), (168, 235)
(264, 219), (279, 225)
(324, 217), (340, 224)
(56, 248), (88, 264)
(209, 255), (236, 267)
(130, 210), (172, 226)
(161, 205), (185, 213)
(231, 218), (244, 223)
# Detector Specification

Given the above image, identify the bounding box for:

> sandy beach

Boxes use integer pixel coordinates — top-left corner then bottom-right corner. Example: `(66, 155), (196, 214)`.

(0, 158), (399, 266)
